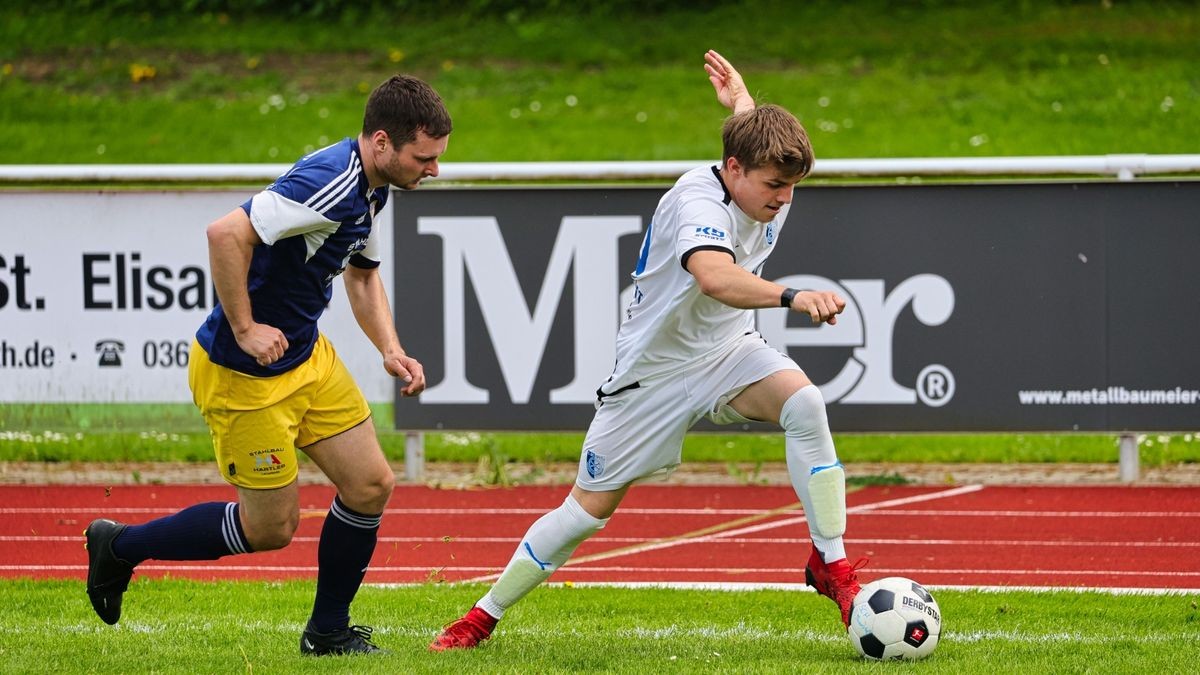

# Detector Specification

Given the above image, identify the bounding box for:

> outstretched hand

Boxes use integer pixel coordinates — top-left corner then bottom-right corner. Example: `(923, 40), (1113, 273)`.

(704, 50), (755, 114)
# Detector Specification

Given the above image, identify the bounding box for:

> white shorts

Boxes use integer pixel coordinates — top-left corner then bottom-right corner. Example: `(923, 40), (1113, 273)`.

(576, 332), (801, 491)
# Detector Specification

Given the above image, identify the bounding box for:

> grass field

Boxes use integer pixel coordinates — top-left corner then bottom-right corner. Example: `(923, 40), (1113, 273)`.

(3, 403), (1198, 472)
(3, 3), (1198, 674)
(2, 2), (1196, 472)
(8, 579), (1199, 672)
(1, 2), (1197, 164)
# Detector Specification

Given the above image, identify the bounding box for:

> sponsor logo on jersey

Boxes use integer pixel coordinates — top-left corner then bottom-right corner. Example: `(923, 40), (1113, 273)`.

(324, 236), (372, 285)
(694, 226), (727, 241)
(251, 449), (286, 474)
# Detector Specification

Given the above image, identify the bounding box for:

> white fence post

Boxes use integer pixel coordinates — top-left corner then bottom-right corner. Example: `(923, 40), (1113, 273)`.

(1118, 433), (1139, 483)
(405, 431), (425, 483)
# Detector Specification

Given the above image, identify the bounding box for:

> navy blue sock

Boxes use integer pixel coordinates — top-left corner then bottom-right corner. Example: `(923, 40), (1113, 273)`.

(309, 496), (381, 633)
(112, 501), (252, 566)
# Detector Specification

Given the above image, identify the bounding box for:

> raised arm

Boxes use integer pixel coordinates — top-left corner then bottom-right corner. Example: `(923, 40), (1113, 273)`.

(704, 50), (755, 114)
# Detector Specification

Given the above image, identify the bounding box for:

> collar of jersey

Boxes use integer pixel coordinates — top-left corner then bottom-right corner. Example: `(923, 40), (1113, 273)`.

(710, 164), (767, 228)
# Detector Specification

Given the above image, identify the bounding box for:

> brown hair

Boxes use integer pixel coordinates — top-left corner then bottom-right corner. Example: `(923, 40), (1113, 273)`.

(721, 104), (814, 179)
(362, 75), (453, 147)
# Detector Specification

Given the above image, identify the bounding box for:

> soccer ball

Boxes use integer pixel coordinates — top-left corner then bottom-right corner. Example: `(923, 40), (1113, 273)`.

(848, 577), (942, 661)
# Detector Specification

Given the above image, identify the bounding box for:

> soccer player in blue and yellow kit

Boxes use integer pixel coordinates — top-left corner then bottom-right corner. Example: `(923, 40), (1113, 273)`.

(85, 74), (451, 656)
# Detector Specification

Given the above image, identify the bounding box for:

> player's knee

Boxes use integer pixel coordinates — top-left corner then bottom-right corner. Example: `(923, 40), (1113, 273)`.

(243, 511), (299, 551)
(342, 470), (394, 514)
(562, 493), (609, 536)
(571, 486), (625, 521)
(779, 385), (830, 438)
(371, 469), (396, 504)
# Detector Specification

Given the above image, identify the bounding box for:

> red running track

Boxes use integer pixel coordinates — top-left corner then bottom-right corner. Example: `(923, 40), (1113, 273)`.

(3, 483), (1199, 591)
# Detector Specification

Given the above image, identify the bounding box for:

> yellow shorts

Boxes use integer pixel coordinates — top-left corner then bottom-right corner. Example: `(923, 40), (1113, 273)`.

(188, 334), (371, 490)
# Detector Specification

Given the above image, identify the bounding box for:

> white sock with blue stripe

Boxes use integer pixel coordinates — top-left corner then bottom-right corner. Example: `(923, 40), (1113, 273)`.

(477, 493), (607, 619)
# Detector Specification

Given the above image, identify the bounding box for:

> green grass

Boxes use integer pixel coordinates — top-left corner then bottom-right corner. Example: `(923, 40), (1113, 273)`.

(7, 579), (1199, 672)
(4, 6), (1197, 672)
(1, 5), (1197, 472)
(2, 403), (1198, 469)
(1, 2), (1197, 165)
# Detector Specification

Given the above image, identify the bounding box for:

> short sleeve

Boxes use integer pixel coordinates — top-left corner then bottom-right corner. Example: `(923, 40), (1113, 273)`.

(245, 190), (336, 245)
(245, 145), (361, 245)
(674, 198), (735, 270)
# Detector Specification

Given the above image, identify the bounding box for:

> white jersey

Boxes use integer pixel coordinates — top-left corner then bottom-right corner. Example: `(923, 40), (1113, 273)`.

(600, 164), (791, 396)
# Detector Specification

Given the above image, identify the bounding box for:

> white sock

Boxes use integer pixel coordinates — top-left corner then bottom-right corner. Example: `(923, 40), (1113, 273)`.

(477, 493), (607, 619)
(781, 385), (847, 563)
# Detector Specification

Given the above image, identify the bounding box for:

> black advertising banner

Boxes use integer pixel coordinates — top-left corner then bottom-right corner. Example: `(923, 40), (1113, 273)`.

(392, 181), (1200, 432)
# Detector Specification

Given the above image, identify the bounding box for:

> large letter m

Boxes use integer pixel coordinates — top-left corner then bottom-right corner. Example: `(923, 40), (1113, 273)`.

(417, 216), (642, 405)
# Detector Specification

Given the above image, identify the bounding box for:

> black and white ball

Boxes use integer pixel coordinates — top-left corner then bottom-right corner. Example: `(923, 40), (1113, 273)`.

(848, 577), (942, 660)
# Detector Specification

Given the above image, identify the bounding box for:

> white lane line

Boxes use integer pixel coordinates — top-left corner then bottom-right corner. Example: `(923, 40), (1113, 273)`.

(458, 485), (986, 583)
(6, 563), (1199, 579)
(685, 485), (988, 542)
(860, 509), (1200, 517)
(6, 617), (1198, 642)
(0, 507), (789, 516)
(0, 564), (489, 573)
(494, 566), (1200, 578)
(8, 534), (1200, 547)
(5, 501), (1196, 519)
(598, 485), (990, 555)
(532, 581), (1200, 596)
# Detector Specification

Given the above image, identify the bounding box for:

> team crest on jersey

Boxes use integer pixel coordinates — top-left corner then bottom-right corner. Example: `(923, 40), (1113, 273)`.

(586, 450), (606, 479)
(765, 222), (776, 245)
(694, 226), (727, 241)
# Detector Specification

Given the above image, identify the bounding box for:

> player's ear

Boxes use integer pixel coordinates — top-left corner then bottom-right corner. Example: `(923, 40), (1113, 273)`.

(372, 129), (390, 152)
(725, 155), (744, 177)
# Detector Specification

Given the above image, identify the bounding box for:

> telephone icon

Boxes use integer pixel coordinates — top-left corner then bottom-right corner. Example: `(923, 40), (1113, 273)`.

(95, 339), (125, 367)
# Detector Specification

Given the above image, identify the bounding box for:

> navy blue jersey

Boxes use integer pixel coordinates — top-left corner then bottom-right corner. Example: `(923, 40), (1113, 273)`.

(196, 138), (389, 376)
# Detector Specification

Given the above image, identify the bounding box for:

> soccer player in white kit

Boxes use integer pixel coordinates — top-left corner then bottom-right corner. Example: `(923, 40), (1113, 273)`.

(432, 51), (866, 651)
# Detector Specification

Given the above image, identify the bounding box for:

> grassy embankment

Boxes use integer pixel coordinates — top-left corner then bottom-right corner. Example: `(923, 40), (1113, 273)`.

(1, 3), (1197, 474)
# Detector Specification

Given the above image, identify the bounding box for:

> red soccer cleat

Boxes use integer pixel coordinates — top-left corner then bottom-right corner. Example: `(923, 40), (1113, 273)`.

(805, 547), (868, 627)
(429, 606), (498, 651)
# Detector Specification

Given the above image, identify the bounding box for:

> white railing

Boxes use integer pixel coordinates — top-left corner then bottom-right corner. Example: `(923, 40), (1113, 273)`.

(2, 154), (1199, 183)
(5, 156), (1190, 484)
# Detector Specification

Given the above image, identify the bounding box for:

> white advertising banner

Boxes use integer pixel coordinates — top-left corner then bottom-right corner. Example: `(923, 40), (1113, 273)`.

(0, 191), (394, 403)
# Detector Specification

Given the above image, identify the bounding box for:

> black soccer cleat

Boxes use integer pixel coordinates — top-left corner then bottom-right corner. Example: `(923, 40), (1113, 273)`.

(84, 518), (135, 625)
(300, 623), (385, 656)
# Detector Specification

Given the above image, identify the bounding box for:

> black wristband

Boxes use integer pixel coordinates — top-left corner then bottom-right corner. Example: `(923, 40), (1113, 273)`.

(780, 288), (800, 308)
